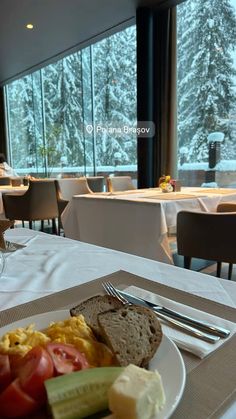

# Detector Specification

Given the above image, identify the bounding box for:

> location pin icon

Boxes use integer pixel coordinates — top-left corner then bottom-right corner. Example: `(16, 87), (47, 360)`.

(86, 125), (94, 134)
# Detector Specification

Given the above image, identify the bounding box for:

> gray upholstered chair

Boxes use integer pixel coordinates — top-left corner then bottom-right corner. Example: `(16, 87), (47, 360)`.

(0, 177), (11, 186)
(55, 177), (92, 234)
(86, 176), (104, 192)
(177, 210), (236, 280)
(2, 180), (58, 233)
(216, 202), (236, 279)
(107, 176), (136, 192)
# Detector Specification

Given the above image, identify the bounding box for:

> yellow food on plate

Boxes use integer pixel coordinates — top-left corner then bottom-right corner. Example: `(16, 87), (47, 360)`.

(0, 315), (114, 367)
(0, 324), (50, 356)
(45, 315), (114, 367)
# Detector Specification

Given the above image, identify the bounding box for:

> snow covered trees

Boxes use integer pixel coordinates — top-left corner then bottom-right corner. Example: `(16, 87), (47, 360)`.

(177, 0), (236, 163)
(93, 27), (137, 167)
(6, 26), (136, 174)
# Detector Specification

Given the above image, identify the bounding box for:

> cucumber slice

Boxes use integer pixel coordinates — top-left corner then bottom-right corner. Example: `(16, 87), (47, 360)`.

(45, 367), (124, 419)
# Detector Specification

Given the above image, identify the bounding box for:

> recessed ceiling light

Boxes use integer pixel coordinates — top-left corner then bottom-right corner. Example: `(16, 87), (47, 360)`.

(26, 23), (34, 29)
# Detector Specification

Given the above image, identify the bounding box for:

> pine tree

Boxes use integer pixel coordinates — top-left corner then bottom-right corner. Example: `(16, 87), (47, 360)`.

(93, 26), (137, 166)
(6, 73), (42, 171)
(178, 0), (236, 163)
(42, 52), (87, 172)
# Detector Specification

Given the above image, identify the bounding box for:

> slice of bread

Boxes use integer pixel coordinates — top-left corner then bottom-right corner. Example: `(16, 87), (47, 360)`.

(98, 305), (163, 367)
(70, 295), (123, 339)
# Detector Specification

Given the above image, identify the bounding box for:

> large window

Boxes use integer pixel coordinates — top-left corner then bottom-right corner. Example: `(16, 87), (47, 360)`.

(5, 26), (137, 178)
(177, 0), (236, 187)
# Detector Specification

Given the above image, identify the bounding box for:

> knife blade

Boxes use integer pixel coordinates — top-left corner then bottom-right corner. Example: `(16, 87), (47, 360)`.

(119, 290), (230, 338)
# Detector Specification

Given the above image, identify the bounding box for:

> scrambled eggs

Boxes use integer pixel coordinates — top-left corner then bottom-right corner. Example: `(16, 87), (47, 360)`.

(0, 315), (114, 367)
(0, 324), (50, 356)
(45, 315), (114, 367)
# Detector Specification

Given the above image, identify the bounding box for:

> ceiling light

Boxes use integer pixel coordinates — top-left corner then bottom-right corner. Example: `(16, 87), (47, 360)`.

(26, 23), (34, 29)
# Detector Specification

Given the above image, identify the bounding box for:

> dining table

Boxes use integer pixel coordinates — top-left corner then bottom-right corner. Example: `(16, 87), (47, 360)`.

(61, 186), (236, 264)
(0, 227), (236, 419)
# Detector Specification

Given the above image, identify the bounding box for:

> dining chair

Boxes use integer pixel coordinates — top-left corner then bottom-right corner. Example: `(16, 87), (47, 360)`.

(2, 180), (59, 234)
(216, 202), (236, 213)
(176, 210), (236, 280)
(107, 176), (136, 192)
(10, 177), (22, 187)
(86, 176), (104, 192)
(0, 177), (11, 186)
(216, 202), (236, 279)
(55, 177), (92, 234)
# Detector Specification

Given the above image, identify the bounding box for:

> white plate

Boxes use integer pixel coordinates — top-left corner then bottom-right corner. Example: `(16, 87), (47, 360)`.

(0, 310), (186, 419)
(149, 333), (186, 419)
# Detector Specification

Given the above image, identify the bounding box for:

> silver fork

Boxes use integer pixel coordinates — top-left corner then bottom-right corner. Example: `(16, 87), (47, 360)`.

(102, 282), (129, 304)
(102, 282), (220, 344)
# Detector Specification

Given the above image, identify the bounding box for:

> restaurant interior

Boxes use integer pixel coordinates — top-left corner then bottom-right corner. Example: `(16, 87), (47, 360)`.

(0, 0), (236, 418)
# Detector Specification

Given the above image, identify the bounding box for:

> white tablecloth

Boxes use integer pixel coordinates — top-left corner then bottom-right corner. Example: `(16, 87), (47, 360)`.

(61, 187), (236, 264)
(1, 228), (236, 311)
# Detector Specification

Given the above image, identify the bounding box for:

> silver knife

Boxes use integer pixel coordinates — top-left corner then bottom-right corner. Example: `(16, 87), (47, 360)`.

(119, 290), (230, 338)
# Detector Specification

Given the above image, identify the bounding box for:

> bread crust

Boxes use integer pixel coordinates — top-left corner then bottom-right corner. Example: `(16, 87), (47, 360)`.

(70, 295), (123, 339)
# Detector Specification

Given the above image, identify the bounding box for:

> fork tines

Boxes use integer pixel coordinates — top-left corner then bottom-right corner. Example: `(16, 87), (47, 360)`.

(102, 282), (128, 304)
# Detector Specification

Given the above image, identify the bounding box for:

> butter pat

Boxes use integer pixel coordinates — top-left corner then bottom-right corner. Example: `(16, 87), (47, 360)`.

(108, 364), (165, 419)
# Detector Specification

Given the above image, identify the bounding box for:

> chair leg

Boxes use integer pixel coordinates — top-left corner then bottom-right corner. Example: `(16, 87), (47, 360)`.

(216, 262), (222, 278)
(29, 221), (33, 229)
(22, 221), (25, 227)
(58, 216), (63, 236)
(228, 263), (233, 280)
(41, 220), (44, 232)
(52, 219), (57, 235)
(184, 256), (191, 269)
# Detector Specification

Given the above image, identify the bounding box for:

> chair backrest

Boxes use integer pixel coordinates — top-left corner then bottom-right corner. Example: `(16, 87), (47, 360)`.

(0, 177), (11, 185)
(10, 177), (22, 187)
(86, 176), (104, 192)
(26, 180), (58, 219)
(177, 210), (236, 264)
(55, 178), (92, 201)
(107, 176), (136, 192)
(217, 202), (236, 213)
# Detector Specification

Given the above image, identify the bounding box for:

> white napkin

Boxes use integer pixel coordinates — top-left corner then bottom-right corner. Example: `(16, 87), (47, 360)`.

(125, 286), (236, 359)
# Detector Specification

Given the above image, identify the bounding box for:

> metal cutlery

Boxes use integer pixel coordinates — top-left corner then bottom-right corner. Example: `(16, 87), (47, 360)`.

(102, 282), (223, 344)
(117, 290), (230, 339)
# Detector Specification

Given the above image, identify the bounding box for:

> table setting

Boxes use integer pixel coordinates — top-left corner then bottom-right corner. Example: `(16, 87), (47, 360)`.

(0, 229), (235, 418)
(0, 269), (235, 418)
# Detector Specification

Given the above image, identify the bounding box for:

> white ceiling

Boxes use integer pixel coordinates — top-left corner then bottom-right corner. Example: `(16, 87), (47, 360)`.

(0, 0), (164, 86)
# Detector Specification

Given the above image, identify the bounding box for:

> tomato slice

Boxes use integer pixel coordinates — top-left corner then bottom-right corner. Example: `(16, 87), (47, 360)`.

(46, 343), (89, 375)
(0, 378), (39, 418)
(8, 354), (23, 378)
(0, 354), (12, 392)
(17, 346), (54, 401)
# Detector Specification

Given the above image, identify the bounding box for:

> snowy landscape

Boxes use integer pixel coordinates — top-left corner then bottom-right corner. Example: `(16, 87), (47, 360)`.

(6, 27), (136, 176)
(4, 0), (236, 184)
(178, 0), (236, 161)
